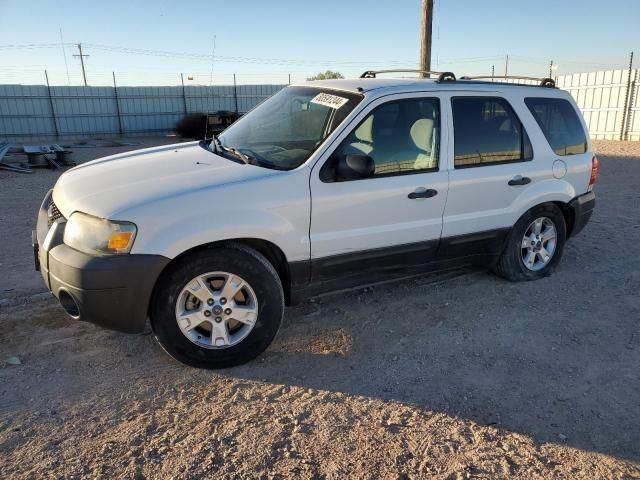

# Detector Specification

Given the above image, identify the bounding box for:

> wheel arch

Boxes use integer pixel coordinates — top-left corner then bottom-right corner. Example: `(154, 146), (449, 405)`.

(511, 179), (578, 237)
(517, 200), (575, 237)
(149, 238), (295, 316)
(553, 201), (576, 238)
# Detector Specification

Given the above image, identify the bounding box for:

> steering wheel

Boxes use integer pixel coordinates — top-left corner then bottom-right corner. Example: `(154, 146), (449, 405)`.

(266, 145), (287, 153)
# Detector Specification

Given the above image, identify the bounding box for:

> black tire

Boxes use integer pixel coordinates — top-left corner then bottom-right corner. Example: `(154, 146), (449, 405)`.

(150, 244), (284, 369)
(493, 203), (567, 282)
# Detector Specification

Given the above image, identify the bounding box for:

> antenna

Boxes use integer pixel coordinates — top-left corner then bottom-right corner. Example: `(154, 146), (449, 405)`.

(203, 35), (216, 141)
(59, 28), (70, 85)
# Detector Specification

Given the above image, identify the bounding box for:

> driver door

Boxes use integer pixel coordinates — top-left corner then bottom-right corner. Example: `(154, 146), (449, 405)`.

(309, 94), (450, 286)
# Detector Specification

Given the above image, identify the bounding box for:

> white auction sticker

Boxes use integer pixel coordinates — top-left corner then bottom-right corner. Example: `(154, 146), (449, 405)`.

(310, 93), (349, 109)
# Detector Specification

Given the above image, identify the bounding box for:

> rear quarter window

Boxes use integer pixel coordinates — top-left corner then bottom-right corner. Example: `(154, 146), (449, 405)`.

(525, 98), (587, 156)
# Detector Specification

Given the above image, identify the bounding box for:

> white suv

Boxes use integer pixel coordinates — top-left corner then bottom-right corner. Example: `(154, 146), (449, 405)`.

(33, 71), (597, 368)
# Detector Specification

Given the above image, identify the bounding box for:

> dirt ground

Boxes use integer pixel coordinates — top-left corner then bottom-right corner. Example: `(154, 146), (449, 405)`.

(0, 138), (639, 479)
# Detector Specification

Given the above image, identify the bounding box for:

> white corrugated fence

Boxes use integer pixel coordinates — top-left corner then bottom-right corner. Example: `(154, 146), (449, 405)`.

(0, 69), (639, 142)
(0, 83), (285, 142)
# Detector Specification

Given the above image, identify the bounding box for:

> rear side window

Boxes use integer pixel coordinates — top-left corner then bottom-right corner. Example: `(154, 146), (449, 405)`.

(452, 97), (533, 168)
(525, 98), (587, 156)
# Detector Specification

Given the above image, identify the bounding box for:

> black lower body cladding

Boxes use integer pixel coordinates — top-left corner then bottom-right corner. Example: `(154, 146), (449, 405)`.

(569, 191), (596, 237)
(47, 244), (169, 333)
(38, 192), (595, 333)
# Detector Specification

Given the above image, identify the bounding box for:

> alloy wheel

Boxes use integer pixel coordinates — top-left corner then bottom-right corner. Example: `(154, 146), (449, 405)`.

(174, 272), (258, 349)
(521, 217), (557, 271)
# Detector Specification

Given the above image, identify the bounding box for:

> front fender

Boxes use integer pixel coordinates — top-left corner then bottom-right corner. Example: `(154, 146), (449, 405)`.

(134, 207), (309, 261)
(126, 168), (311, 262)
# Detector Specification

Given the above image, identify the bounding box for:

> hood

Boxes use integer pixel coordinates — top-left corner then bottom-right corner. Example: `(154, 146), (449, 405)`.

(53, 142), (278, 219)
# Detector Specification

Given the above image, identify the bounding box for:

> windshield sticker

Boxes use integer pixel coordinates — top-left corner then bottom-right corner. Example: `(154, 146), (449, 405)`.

(310, 93), (349, 109)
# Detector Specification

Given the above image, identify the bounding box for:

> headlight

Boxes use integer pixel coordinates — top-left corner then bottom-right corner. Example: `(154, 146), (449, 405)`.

(63, 212), (137, 255)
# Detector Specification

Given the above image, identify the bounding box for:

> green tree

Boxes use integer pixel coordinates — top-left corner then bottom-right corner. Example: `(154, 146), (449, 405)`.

(306, 70), (345, 81)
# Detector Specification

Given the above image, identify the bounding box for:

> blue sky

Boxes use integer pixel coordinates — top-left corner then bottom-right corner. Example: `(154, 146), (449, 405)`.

(1, 0), (638, 86)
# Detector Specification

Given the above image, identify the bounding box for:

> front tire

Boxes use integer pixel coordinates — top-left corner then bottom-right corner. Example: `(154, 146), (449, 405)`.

(150, 244), (284, 369)
(493, 204), (567, 282)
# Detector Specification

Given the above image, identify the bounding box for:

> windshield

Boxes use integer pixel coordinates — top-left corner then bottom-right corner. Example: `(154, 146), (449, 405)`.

(216, 86), (362, 170)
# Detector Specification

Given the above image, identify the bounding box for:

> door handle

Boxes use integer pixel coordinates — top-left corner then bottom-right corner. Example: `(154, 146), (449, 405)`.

(408, 189), (438, 199)
(508, 175), (531, 186)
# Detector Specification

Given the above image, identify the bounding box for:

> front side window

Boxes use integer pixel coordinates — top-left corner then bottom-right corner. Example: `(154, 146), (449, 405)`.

(525, 97), (587, 156)
(216, 86), (362, 170)
(452, 97), (533, 168)
(322, 97), (440, 181)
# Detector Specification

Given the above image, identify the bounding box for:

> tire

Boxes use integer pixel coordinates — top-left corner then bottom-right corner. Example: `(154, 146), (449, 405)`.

(150, 244), (284, 369)
(493, 203), (567, 282)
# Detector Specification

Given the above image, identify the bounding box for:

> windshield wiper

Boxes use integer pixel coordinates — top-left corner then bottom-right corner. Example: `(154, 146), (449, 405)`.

(220, 145), (252, 165)
(204, 136), (251, 165)
(206, 139), (276, 168)
(211, 135), (222, 155)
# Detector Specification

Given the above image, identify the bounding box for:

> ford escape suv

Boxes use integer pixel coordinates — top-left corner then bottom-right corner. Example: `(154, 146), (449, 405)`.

(33, 70), (596, 368)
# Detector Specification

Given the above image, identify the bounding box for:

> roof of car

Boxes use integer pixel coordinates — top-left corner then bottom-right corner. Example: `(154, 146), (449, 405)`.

(299, 77), (566, 97)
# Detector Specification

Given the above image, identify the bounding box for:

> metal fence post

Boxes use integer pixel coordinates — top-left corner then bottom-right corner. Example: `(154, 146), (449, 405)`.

(112, 72), (124, 136)
(233, 74), (239, 113)
(181, 73), (188, 114)
(625, 69), (638, 141)
(44, 70), (60, 139)
(621, 51), (634, 141)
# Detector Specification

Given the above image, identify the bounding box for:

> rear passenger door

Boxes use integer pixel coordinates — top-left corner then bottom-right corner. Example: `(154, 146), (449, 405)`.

(441, 93), (542, 256)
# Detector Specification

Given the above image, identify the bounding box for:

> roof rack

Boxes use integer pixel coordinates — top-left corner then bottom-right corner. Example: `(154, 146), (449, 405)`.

(459, 76), (556, 88)
(358, 70), (556, 88)
(359, 69), (456, 83)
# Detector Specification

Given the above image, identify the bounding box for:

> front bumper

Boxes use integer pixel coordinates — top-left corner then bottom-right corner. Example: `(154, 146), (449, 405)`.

(569, 191), (596, 237)
(35, 191), (170, 333)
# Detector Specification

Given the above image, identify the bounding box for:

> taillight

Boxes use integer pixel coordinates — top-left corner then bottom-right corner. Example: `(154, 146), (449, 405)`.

(588, 155), (598, 191)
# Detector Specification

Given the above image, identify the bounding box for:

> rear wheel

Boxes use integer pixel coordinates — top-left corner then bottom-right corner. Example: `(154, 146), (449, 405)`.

(493, 204), (566, 281)
(151, 245), (284, 368)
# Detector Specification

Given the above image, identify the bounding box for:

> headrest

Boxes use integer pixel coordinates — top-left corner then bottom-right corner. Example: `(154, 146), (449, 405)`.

(354, 114), (374, 143)
(409, 118), (434, 151)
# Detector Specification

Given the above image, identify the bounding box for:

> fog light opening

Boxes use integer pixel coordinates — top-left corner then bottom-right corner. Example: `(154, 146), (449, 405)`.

(58, 290), (80, 318)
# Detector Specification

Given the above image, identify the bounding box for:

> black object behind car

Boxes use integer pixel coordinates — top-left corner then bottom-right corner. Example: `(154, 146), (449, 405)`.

(175, 111), (242, 140)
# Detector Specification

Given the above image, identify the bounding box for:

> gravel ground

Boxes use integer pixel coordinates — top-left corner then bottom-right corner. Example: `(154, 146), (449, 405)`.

(0, 139), (639, 479)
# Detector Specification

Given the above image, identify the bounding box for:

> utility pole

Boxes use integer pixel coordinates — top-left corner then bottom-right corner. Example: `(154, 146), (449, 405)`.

(419, 0), (434, 78)
(549, 60), (554, 78)
(491, 64), (495, 80)
(504, 54), (509, 77)
(73, 43), (89, 86)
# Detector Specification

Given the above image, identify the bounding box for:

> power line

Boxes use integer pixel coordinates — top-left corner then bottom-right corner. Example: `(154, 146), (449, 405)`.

(0, 42), (632, 69)
(0, 42), (73, 50)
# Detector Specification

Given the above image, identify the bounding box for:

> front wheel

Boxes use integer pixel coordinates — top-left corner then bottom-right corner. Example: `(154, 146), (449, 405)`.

(493, 204), (567, 282)
(150, 245), (284, 369)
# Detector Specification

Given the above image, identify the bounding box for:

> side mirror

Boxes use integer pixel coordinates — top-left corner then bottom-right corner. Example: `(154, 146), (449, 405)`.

(335, 154), (375, 181)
